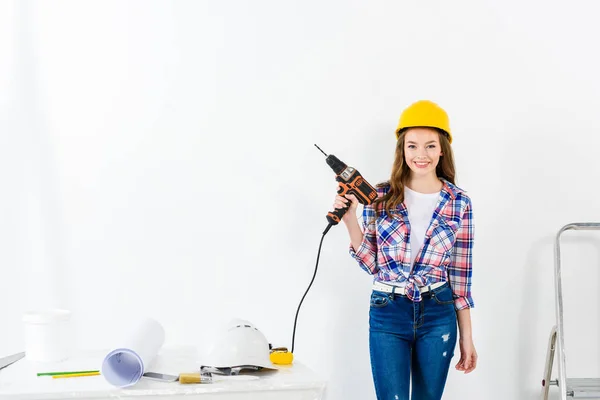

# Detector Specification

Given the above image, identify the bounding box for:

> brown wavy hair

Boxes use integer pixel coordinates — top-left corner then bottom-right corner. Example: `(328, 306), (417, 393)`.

(372, 128), (456, 219)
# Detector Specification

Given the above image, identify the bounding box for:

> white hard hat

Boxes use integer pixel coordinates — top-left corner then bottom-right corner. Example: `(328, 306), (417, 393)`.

(204, 319), (277, 370)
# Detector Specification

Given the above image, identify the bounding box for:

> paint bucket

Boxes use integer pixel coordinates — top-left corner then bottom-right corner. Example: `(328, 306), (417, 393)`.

(22, 309), (72, 363)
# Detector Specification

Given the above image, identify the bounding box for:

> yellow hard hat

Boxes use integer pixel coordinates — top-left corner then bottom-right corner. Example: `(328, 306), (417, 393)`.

(395, 100), (452, 144)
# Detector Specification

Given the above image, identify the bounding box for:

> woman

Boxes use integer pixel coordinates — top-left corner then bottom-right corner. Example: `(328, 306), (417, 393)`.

(335, 100), (477, 400)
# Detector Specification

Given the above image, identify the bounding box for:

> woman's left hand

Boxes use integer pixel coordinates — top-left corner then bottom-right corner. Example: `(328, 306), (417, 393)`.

(455, 337), (477, 373)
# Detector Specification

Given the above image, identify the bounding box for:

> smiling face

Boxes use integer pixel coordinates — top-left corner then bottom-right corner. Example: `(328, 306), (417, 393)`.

(403, 127), (443, 178)
(373, 126), (456, 217)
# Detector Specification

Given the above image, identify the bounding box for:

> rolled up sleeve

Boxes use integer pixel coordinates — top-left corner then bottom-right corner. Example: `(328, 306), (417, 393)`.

(448, 200), (475, 310)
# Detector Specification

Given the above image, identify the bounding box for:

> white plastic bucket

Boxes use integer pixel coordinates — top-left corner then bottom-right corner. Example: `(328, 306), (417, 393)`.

(22, 309), (72, 363)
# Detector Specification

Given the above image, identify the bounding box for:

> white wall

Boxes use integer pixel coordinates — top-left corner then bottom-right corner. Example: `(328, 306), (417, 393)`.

(2, 1), (600, 399)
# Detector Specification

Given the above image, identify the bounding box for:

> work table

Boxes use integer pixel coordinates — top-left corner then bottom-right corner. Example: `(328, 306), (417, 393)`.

(0, 347), (327, 400)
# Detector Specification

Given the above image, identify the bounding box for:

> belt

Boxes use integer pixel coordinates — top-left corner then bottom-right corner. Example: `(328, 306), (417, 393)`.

(372, 280), (446, 295)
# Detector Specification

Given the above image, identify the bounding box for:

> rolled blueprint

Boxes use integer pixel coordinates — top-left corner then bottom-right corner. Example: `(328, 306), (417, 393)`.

(101, 317), (165, 387)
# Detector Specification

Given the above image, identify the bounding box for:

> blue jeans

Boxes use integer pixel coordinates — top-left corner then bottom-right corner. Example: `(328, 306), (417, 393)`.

(369, 282), (457, 400)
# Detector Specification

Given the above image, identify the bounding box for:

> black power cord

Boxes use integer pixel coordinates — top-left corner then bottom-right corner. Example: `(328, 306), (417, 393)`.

(291, 223), (333, 354)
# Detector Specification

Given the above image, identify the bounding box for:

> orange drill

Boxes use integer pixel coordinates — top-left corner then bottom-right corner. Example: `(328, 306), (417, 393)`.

(315, 144), (378, 233)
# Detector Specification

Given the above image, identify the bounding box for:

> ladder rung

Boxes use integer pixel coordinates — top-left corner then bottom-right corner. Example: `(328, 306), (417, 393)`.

(567, 378), (600, 398)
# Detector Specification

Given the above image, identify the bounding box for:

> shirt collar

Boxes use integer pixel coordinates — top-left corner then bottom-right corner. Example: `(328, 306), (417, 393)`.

(382, 178), (463, 215)
(440, 178), (461, 200)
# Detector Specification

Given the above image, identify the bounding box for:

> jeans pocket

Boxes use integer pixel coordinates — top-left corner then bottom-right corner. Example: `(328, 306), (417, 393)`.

(370, 292), (390, 308)
(432, 285), (455, 305)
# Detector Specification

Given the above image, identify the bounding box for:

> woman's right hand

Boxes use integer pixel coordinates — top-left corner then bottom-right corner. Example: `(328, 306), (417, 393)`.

(333, 192), (359, 223)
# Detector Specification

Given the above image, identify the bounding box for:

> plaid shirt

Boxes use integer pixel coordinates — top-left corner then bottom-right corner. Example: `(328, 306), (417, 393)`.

(349, 179), (474, 310)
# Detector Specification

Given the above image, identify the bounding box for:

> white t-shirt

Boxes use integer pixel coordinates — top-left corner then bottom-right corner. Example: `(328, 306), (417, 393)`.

(382, 186), (440, 288)
(404, 186), (440, 267)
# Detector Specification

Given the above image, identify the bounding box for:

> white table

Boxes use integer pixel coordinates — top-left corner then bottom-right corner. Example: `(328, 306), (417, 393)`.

(0, 348), (327, 400)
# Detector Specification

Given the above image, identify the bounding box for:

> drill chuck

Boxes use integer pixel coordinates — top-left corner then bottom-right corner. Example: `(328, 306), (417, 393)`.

(325, 155), (346, 175)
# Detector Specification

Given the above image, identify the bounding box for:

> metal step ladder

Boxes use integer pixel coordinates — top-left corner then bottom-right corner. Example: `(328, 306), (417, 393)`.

(542, 223), (600, 400)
